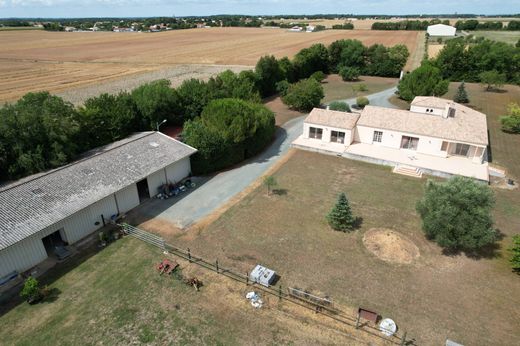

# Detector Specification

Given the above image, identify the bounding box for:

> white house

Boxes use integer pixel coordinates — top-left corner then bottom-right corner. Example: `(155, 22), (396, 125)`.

(427, 24), (456, 36)
(292, 97), (489, 181)
(0, 132), (197, 279)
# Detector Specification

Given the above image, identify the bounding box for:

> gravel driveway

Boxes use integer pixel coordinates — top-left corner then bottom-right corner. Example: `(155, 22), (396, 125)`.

(135, 86), (398, 228)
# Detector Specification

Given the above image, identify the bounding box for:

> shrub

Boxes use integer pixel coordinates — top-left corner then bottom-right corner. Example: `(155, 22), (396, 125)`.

(416, 177), (497, 251)
(327, 193), (356, 232)
(263, 176), (278, 196)
(282, 78), (324, 112)
(183, 98), (275, 174)
(500, 103), (520, 133)
(356, 83), (368, 92)
(510, 234), (520, 273)
(310, 71), (326, 82)
(328, 101), (351, 112)
(339, 66), (360, 81)
(275, 80), (290, 96)
(356, 96), (369, 108)
(20, 277), (41, 303)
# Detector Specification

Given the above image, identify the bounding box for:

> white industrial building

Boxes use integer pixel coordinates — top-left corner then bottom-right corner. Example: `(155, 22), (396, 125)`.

(0, 132), (197, 278)
(427, 24), (456, 36)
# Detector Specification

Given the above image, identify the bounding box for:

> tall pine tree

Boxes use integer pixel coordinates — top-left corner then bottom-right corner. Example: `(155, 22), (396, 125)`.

(454, 82), (469, 104)
(327, 193), (356, 232)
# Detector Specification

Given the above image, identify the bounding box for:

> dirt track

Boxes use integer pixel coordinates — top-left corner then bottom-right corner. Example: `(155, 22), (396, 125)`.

(0, 27), (421, 103)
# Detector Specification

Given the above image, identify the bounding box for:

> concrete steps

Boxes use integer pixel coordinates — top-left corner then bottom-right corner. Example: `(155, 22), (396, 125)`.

(393, 165), (423, 178)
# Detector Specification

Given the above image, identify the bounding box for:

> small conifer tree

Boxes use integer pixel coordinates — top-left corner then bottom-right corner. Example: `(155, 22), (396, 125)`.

(327, 193), (356, 232)
(454, 81), (469, 104)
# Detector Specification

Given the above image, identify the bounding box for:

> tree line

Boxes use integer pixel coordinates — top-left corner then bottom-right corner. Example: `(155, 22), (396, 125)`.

(371, 19), (450, 31)
(397, 37), (520, 101)
(0, 39), (408, 180)
(455, 19), (520, 31)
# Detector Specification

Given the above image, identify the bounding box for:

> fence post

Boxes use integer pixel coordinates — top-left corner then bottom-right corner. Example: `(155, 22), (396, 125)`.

(400, 332), (407, 346)
(246, 272), (249, 286)
(188, 248), (191, 263)
(215, 260), (219, 273)
(278, 285), (282, 301)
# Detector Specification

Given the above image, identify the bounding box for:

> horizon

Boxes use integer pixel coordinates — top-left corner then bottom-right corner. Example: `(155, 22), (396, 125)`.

(1, 0), (520, 19)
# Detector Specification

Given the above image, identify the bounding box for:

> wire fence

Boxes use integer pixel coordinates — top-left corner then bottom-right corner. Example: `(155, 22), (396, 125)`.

(120, 223), (414, 345)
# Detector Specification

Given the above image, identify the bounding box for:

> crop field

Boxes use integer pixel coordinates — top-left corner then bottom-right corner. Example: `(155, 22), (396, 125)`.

(0, 27), (421, 104)
(471, 30), (520, 45)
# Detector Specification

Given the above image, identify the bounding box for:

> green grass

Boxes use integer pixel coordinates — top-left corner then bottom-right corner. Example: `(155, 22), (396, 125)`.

(0, 238), (238, 345)
(470, 30), (520, 45)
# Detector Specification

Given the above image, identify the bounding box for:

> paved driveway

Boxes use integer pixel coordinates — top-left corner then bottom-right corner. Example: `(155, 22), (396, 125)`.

(135, 86), (398, 228)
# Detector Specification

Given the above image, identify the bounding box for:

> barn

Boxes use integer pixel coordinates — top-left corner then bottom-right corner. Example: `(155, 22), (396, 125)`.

(427, 24), (456, 36)
(0, 132), (197, 278)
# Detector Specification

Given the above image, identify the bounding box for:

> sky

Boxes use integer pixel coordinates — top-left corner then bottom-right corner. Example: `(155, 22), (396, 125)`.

(0, 0), (519, 19)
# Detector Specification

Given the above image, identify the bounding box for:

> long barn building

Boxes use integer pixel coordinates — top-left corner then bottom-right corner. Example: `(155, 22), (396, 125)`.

(0, 132), (197, 278)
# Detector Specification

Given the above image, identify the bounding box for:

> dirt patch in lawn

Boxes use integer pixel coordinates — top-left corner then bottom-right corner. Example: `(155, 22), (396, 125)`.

(363, 228), (420, 264)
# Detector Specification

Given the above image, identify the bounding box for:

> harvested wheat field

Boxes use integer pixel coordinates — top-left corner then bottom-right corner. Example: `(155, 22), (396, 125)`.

(0, 27), (421, 103)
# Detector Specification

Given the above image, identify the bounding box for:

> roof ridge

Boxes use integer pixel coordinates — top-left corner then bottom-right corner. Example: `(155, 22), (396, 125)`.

(0, 132), (155, 193)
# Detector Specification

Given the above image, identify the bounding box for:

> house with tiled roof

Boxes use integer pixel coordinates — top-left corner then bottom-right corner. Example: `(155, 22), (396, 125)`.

(292, 97), (489, 181)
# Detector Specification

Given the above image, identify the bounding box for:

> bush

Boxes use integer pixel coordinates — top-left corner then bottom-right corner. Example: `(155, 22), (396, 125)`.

(510, 235), (520, 273)
(356, 83), (368, 92)
(339, 66), (360, 81)
(327, 193), (356, 232)
(183, 98), (275, 174)
(416, 177), (497, 251)
(282, 78), (324, 112)
(20, 277), (41, 303)
(500, 103), (520, 133)
(275, 80), (290, 96)
(310, 71), (326, 82)
(328, 101), (351, 112)
(356, 96), (369, 108)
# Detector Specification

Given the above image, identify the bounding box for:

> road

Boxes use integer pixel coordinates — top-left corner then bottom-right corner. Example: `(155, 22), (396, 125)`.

(136, 86), (398, 228)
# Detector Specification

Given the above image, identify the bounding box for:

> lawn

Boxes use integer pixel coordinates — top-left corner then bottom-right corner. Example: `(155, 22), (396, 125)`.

(162, 150), (520, 346)
(321, 74), (398, 104)
(0, 236), (383, 345)
(470, 30), (520, 45)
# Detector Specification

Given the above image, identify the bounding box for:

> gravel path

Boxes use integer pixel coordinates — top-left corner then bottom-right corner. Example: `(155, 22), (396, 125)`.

(136, 85), (398, 228)
(56, 64), (251, 105)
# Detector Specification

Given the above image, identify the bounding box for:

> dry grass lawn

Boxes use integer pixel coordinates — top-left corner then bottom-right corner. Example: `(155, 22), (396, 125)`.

(158, 150), (520, 346)
(322, 74), (398, 103)
(427, 43), (445, 58)
(0, 27), (421, 103)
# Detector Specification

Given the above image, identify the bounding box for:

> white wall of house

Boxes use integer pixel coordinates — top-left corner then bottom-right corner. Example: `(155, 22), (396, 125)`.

(0, 236), (47, 278)
(303, 123), (353, 145)
(165, 157), (191, 183)
(355, 125), (487, 163)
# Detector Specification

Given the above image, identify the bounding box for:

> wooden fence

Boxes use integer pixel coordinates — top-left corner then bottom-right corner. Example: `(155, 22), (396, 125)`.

(120, 223), (413, 345)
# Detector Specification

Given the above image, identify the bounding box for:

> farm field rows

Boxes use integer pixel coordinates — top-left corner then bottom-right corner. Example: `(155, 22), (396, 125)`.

(0, 27), (421, 103)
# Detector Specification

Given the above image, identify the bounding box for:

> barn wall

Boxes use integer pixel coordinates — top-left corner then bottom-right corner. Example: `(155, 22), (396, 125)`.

(0, 236), (47, 277)
(114, 184), (140, 213)
(147, 170), (166, 198)
(165, 157), (191, 183)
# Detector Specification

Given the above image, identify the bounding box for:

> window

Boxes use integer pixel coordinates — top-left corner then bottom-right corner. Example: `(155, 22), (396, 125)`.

(400, 136), (419, 150)
(441, 141), (449, 151)
(454, 143), (470, 157)
(331, 131), (346, 144)
(373, 131), (383, 143)
(309, 127), (323, 140)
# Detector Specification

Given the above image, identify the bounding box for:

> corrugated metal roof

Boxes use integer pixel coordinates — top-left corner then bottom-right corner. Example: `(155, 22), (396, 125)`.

(0, 132), (197, 251)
